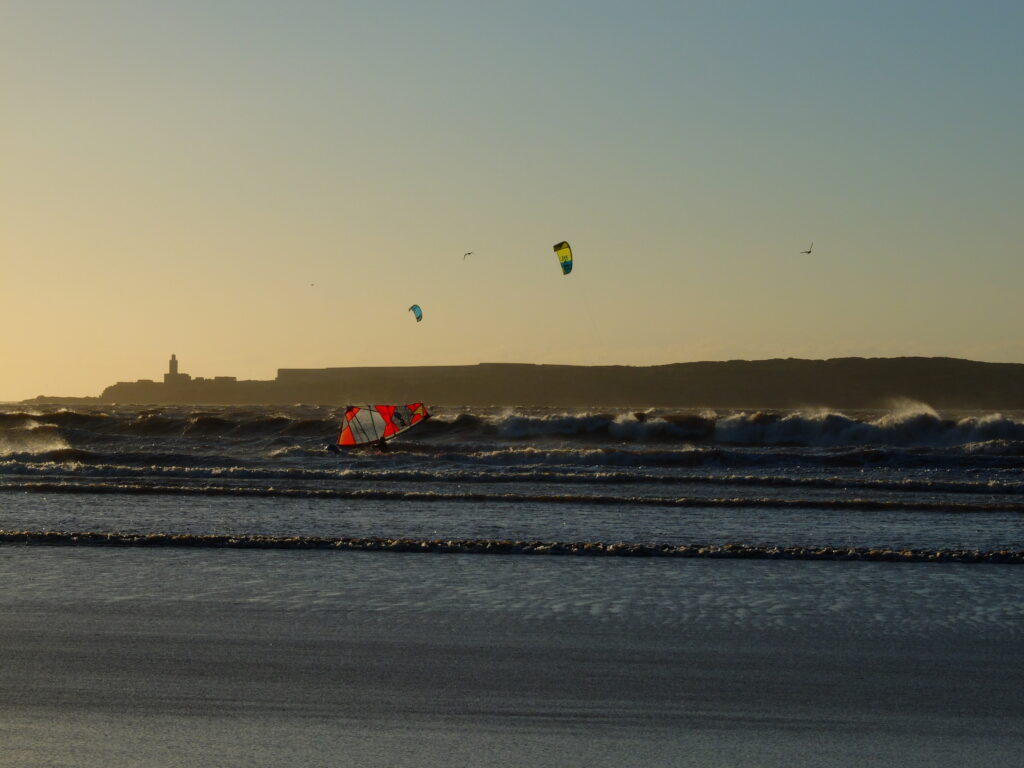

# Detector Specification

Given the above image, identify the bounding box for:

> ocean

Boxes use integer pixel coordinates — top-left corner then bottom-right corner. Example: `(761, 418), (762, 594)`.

(2, 402), (1024, 551)
(1, 402), (1022, 767)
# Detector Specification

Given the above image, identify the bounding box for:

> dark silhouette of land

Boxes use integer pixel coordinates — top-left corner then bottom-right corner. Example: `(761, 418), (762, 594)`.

(21, 356), (1024, 409)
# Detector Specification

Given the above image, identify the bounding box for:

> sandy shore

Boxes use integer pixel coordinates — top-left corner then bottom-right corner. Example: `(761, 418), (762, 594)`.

(0, 549), (1021, 767)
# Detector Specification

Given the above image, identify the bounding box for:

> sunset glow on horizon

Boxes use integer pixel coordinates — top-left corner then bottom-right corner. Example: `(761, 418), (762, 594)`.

(3, 0), (1023, 400)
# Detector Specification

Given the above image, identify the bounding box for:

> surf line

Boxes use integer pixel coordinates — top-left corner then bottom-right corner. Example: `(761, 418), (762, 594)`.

(1, 530), (1021, 564)
(3, 481), (1024, 513)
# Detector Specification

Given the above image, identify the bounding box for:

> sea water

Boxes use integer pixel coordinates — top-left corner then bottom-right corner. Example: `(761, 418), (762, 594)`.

(2, 403), (1023, 767)
(1, 402), (1023, 550)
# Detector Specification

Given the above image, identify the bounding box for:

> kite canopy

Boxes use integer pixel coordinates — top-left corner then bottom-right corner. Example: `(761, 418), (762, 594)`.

(408, 304), (423, 322)
(552, 241), (573, 275)
(336, 403), (430, 447)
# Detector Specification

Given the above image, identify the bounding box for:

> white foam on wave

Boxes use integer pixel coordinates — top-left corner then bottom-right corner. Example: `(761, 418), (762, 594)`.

(464, 405), (1024, 447)
(482, 411), (711, 443)
(265, 445), (324, 458)
(713, 402), (1024, 447)
(961, 439), (1024, 456)
(3, 456), (1021, 495)
(495, 412), (609, 439)
(0, 423), (70, 456)
(464, 445), (714, 468)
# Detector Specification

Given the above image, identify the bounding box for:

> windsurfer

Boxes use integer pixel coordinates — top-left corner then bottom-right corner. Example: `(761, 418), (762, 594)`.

(333, 403), (429, 450)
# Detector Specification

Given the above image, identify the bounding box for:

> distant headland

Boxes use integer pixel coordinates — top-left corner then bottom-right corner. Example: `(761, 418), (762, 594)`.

(20, 354), (1024, 409)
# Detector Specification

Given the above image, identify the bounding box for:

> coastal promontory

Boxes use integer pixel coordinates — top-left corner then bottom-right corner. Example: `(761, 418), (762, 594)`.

(28, 354), (1024, 409)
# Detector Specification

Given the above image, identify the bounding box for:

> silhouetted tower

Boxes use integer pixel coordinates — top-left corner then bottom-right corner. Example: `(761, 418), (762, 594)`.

(163, 354), (191, 386)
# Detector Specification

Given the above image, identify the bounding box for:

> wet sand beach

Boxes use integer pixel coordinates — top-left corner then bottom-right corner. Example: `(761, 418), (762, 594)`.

(1, 548), (1021, 768)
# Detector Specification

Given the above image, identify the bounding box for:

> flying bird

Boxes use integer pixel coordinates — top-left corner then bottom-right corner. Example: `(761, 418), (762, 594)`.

(800, 242), (813, 254)
(463, 251), (474, 260)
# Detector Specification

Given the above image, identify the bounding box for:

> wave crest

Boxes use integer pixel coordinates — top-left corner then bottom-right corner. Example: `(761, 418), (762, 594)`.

(4, 405), (1024, 449)
(0, 424), (70, 456)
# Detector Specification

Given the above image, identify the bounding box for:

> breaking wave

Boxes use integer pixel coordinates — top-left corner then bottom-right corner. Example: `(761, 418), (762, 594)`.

(4, 404), (1021, 555)
(2, 458), (1022, 495)
(5, 405), (1024, 448)
(2, 479), (1023, 513)
(472, 406), (1024, 447)
(0, 422), (70, 456)
(2, 530), (1021, 564)
(3, 442), (1024, 473)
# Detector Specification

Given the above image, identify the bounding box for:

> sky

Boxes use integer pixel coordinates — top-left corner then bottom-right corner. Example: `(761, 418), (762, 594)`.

(2, 0), (1022, 400)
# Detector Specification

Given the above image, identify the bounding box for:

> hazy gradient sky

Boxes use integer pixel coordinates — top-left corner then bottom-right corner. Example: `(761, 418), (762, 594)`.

(3, 0), (1022, 399)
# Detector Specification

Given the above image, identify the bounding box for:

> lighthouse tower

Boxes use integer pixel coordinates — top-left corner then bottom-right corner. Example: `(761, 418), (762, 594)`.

(163, 354), (191, 385)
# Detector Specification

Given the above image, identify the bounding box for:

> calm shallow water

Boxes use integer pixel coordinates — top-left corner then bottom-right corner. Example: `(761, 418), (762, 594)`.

(1, 546), (1021, 639)
(1, 546), (1022, 768)
(2, 493), (1022, 551)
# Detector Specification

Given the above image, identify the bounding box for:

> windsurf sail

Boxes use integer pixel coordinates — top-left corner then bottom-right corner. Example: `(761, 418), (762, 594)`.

(553, 241), (572, 275)
(408, 304), (423, 322)
(336, 403), (430, 447)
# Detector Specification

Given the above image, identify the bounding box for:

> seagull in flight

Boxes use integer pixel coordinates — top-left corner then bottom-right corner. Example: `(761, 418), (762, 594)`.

(463, 251), (474, 260)
(799, 242), (813, 254)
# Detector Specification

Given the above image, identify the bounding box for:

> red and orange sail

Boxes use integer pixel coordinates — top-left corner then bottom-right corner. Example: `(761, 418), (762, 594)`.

(336, 403), (430, 446)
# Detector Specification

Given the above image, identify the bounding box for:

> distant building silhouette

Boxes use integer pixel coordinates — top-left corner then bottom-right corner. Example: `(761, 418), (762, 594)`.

(163, 354), (192, 386)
